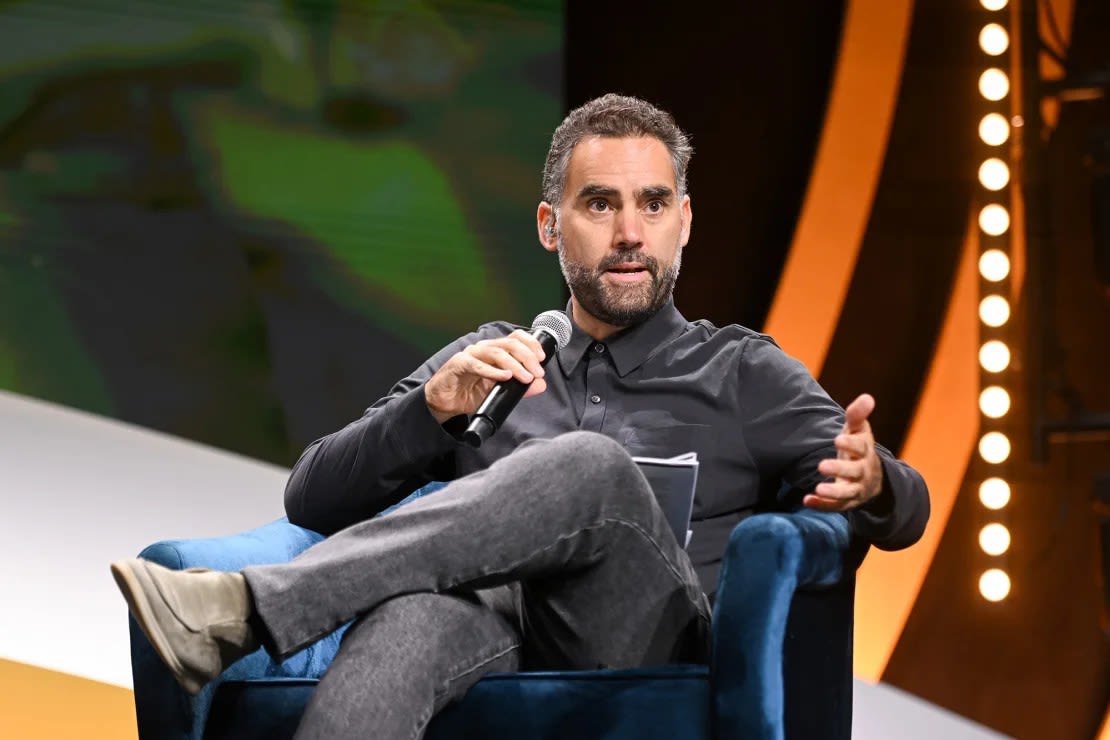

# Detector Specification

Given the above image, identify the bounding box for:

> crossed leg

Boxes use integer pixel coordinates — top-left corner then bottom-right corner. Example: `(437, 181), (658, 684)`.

(294, 591), (521, 740)
(244, 431), (709, 665)
(117, 431), (709, 739)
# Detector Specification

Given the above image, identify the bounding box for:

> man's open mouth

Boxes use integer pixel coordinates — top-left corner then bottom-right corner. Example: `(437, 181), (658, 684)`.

(605, 264), (648, 274)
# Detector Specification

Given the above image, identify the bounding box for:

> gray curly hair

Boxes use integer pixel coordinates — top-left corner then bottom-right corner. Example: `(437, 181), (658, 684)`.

(541, 93), (693, 207)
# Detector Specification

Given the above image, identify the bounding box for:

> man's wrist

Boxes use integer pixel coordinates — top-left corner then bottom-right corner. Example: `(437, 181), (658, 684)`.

(428, 405), (455, 425)
(859, 459), (894, 516)
(424, 383), (456, 425)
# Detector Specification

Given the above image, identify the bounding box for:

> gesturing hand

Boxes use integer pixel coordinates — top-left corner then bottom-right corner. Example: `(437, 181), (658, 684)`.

(425, 330), (548, 424)
(804, 393), (884, 512)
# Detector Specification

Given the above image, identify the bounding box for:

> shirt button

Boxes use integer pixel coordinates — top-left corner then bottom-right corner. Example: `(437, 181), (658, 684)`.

(593, 343), (606, 354)
(590, 394), (602, 404)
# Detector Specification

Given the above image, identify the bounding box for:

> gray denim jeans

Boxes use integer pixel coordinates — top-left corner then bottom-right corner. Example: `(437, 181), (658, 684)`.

(243, 431), (711, 740)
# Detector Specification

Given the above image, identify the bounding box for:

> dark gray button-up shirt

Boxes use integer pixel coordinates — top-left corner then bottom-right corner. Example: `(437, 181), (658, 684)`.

(285, 301), (929, 596)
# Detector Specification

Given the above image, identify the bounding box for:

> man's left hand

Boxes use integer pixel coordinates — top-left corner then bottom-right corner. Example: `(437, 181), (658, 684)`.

(804, 393), (884, 511)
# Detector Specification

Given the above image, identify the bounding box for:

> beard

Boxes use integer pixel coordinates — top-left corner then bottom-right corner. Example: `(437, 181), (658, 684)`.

(557, 237), (683, 329)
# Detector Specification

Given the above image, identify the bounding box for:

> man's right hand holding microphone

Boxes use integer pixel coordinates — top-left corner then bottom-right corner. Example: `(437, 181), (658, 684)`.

(424, 329), (550, 425)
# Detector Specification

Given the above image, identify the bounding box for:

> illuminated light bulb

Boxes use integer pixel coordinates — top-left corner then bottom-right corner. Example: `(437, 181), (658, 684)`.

(979, 340), (1011, 372)
(979, 295), (1011, 327)
(979, 523), (1011, 556)
(979, 431), (1011, 464)
(980, 386), (1011, 418)
(979, 568), (1011, 601)
(979, 204), (1011, 235)
(981, 0), (1008, 10)
(979, 24), (1010, 55)
(978, 158), (1010, 190)
(979, 69), (1010, 101)
(979, 477), (1011, 509)
(979, 113), (1010, 146)
(979, 249), (1011, 281)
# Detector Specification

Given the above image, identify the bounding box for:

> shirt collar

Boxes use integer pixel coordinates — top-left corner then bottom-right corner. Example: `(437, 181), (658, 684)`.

(556, 299), (689, 377)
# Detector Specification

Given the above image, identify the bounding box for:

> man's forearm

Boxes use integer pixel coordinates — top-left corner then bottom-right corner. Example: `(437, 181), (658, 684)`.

(283, 385), (459, 534)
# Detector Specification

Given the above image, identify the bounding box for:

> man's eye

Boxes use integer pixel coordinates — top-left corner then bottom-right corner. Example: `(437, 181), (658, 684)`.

(588, 199), (610, 212)
(645, 200), (664, 213)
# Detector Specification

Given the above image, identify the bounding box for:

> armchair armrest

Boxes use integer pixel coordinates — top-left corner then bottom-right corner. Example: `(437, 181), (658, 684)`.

(132, 519), (343, 740)
(139, 518), (325, 571)
(710, 510), (854, 740)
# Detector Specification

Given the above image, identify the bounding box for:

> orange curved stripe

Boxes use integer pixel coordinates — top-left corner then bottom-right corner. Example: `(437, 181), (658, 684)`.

(854, 216), (981, 681)
(0, 659), (137, 739)
(762, 0), (914, 376)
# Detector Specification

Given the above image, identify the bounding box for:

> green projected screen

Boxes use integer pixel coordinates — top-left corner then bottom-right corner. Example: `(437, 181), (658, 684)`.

(0, 0), (563, 464)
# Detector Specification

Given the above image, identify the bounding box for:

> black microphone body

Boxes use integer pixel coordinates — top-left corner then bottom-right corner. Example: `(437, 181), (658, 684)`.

(463, 312), (571, 448)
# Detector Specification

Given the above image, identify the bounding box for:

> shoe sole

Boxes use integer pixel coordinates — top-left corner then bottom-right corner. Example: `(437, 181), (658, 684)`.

(110, 560), (204, 695)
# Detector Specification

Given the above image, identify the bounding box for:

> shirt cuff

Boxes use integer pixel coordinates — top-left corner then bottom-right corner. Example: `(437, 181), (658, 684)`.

(386, 384), (464, 462)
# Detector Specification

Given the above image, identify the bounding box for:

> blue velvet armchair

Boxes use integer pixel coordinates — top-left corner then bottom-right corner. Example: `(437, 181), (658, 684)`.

(126, 484), (862, 740)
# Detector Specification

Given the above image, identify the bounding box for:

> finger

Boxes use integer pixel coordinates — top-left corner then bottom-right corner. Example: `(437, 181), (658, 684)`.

(817, 458), (865, 482)
(802, 494), (852, 512)
(486, 345), (539, 384)
(509, 329), (547, 362)
(462, 352), (513, 382)
(843, 393), (875, 434)
(814, 480), (864, 501)
(492, 336), (547, 378)
(834, 432), (870, 459)
(522, 377), (548, 398)
(467, 345), (534, 384)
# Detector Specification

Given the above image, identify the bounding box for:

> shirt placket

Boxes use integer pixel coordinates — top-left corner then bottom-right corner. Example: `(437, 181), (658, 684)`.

(579, 341), (609, 432)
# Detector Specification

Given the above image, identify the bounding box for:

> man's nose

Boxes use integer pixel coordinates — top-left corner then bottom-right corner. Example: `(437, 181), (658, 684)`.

(613, 209), (644, 248)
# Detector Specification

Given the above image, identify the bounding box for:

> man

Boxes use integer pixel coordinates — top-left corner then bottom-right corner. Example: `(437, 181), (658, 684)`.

(112, 94), (929, 739)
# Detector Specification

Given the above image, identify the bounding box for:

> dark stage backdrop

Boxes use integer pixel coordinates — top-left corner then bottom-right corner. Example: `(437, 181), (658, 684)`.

(0, 0), (564, 466)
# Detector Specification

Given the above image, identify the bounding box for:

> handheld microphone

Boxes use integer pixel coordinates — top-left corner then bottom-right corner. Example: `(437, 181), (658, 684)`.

(463, 310), (572, 448)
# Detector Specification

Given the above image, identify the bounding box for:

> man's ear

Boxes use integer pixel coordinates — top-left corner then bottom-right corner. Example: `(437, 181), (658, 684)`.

(537, 202), (558, 252)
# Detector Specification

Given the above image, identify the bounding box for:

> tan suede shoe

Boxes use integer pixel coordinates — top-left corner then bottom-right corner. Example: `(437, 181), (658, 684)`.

(110, 558), (259, 695)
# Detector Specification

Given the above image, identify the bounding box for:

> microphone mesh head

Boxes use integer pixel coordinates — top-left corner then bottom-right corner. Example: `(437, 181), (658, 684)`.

(532, 310), (572, 349)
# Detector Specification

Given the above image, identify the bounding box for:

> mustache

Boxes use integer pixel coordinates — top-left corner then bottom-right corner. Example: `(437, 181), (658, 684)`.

(596, 250), (659, 276)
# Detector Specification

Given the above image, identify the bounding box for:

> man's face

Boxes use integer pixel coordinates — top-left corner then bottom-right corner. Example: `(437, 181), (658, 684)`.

(540, 135), (692, 333)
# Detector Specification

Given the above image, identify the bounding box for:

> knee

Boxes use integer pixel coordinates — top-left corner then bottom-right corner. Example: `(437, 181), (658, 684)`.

(544, 431), (651, 508)
(542, 430), (627, 463)
(547, 431), (638, 477)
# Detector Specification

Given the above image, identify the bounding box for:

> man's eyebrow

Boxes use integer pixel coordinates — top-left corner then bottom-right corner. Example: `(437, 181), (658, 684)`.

(576, 184), (619, 199)
(574, 184), (676, 200)
(637, 185), (675, 200)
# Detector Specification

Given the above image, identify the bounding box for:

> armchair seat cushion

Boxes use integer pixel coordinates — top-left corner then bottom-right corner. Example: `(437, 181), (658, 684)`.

(203, 666), (710, 740)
